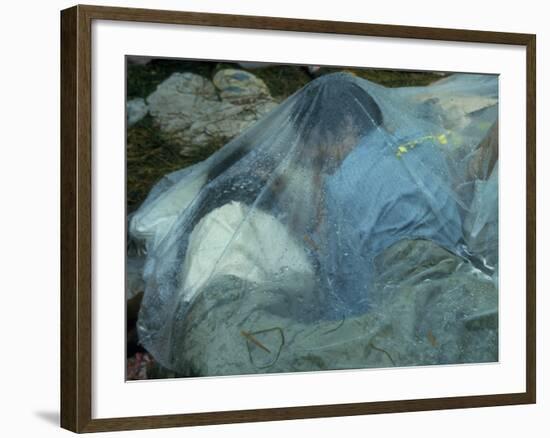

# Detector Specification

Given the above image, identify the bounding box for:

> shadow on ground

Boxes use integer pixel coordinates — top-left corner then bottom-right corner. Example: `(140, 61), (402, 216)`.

(34, 410), (59, 427)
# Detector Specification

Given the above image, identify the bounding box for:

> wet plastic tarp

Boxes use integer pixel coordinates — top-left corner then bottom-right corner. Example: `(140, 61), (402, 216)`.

(129, 72), (498, 372)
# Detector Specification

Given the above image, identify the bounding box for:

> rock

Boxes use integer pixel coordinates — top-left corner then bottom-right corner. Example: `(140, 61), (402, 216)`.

(146, 72), (218, 130)
(126, 98), (148, 127)
(409, 74), (497, 134)
(146, 70), (278, 151)
(165, 239), (498, 377)
(213, 69), (271, 104)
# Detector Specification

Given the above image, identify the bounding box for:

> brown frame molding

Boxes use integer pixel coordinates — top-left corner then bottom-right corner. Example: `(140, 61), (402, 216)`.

(60, 4), (536, 433)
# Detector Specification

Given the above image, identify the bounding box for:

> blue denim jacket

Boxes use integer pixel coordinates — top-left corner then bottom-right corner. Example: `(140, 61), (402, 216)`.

(321, 128), (464, 317)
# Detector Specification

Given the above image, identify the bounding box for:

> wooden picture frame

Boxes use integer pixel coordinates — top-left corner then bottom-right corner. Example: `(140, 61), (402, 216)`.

(60, 4), (536, 433)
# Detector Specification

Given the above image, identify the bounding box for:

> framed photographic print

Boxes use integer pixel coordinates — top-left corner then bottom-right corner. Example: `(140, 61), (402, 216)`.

(60, 4), (536, 433)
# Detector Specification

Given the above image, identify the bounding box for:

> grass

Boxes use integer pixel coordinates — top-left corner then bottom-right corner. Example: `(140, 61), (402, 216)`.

(317, 66), (445, 87)
(126, 115), (225, 212)
(127, 59), (216, 99)
(251, 65), (312, 99)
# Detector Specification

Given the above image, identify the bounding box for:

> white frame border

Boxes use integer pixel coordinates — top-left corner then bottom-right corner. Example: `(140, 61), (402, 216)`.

(92, 19), (526, 419)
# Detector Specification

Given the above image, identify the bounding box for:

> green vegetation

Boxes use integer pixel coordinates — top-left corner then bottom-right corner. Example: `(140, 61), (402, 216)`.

(127, 58), (216, 99)
(318, 66), (445, 87)
(126, 115), (225, 212)
(252, 65), (312, 99)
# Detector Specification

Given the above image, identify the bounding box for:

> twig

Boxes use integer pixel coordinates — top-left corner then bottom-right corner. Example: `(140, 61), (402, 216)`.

(241, 330), (271, 353)
(321, 316), (346, 335)
(369, 342), (396, 366)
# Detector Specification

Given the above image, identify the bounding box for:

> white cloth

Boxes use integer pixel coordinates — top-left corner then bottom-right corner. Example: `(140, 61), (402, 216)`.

(180, 201), (314, 303)
(129, 167), (207, 250)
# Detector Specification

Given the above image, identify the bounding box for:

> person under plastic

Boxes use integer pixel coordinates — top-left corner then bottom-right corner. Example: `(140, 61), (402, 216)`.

(129, 72), (497, 374)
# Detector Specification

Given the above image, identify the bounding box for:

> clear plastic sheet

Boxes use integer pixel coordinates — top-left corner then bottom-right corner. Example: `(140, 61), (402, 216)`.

(129, 72), (498, 373)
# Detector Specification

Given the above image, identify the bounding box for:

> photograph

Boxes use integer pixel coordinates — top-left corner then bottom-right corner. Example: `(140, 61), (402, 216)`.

(125, 58), (499, 380)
